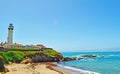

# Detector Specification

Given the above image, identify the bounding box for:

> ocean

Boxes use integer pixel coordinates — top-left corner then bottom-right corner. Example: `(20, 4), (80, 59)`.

(59, 52), (120, 74)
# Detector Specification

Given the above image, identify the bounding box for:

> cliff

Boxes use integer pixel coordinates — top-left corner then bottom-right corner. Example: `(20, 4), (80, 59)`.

(0, 48), (63, 64)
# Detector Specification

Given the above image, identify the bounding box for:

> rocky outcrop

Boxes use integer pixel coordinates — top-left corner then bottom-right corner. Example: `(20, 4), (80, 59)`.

(81, 54), (97, 58)
(0, 56), (5, 72)
(62, 57), (77, 61)
(78, 54), (97, 60)
(78, 57), (84, 60)
(20, 57), (32, 64)
(62, 54), (98, 61)
(31, 53), (63, 62)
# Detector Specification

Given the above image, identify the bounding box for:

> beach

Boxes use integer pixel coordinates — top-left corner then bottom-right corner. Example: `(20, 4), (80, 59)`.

(2, 62), (100, 74)
(4, 63), (67, 74)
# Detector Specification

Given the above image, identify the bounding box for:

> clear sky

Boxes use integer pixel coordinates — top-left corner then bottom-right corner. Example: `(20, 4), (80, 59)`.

(0, 0), (120, 52)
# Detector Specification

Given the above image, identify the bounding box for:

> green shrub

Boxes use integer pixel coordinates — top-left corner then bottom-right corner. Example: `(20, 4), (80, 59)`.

(0, 56), (5, 72)
(24, 51), (39, 58)
(0, 52), (10, 63)
(0, 51), (25, 63)
(8, 48), (40, 51)
(7, 51), (25, 63)
(43, 49), (62, 57)
(0, 51), (40, 63)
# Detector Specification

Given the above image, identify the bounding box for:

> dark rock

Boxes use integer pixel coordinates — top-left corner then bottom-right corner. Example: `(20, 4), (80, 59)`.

(31, 53), (63, 62)
(78, 57), (84, 60)
(62, 57), (77, 61)
(72, 57), (77, 60)
(0, 56), (5, 72)
(81, 54), (97, 58)
(78, 54), (97, 60)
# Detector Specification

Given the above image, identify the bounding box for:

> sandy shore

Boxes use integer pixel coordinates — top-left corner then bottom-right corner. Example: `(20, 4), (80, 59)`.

(5, 63), (67, 74)
(3, 62), (100, 74)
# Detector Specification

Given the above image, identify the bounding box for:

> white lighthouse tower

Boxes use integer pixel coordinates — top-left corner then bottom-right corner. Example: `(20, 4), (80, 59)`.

(7, 24), (14, 45)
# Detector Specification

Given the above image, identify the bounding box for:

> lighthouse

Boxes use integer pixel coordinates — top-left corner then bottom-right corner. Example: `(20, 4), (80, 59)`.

(7, 24), (14, 45)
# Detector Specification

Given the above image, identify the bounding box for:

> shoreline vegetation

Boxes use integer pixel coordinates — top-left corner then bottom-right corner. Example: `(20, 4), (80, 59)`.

(0, 48), (63, 63)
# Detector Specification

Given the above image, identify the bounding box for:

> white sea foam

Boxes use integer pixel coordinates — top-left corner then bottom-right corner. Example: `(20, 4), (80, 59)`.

(109, 54), (119, 56)
(72, 55), (80, 58)
(56, 64), (100, 74)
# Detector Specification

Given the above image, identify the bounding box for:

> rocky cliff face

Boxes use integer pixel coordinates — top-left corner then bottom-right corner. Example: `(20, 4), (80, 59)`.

(31, 49), (63, 62)
(32, 54), (62, 62)
(0, 56), (5, 72)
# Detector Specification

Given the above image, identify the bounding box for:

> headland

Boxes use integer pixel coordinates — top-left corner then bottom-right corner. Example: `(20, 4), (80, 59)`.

(0, 24), (100, 74)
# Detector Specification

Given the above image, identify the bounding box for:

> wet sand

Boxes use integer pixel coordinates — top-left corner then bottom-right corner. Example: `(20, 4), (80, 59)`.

(54, 64), (100, 74)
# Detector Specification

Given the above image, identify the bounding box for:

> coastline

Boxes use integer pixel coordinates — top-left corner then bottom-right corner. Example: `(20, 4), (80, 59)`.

(54, 63), (100, 74)
(3, 62), (100, 74)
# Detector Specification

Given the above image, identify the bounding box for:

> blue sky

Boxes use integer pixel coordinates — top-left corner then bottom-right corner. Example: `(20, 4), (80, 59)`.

(0, 0), (120, 52)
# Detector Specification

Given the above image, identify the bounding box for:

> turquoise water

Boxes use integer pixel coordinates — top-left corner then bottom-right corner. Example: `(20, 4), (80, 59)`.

(59, 52), (120, 74)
